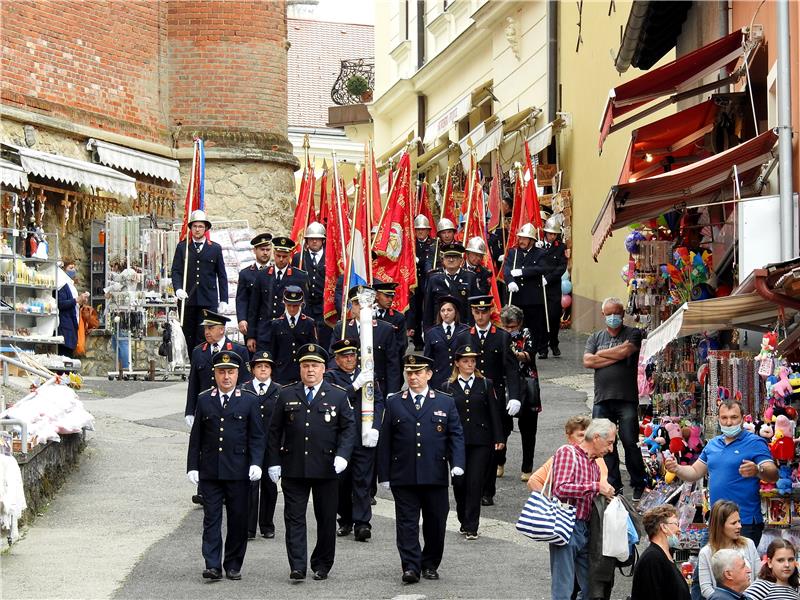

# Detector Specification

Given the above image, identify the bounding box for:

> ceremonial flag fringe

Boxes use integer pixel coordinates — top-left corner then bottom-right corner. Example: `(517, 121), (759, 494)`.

(179, 139), (205, 241)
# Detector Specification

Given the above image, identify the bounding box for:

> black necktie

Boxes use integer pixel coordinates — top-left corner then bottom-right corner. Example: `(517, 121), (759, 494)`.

(546, 243), (551, 249)
(312, 253), (318, 266)
(350, 372), (355, 383)
(460, 378), (471, 394)
(222, 394), (229, 409)
(378, 309), (385, 319)
(258, 382), (265, 395)
(276, 270), (283, 284)
(289, 315), (296, 328)
(479, 331), (487, 345)
(414, 394), (423, 411)
(211, 344), (219, 353)
(445, 324), (452, 339)
(194, 242), (201, 252)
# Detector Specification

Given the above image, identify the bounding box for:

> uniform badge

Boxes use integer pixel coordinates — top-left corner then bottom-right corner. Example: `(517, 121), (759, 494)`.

(309, 344), (315, 352)
(331, 409), (336, 418)
(222, 354), (231, 363)
(324, 412), (331, 423)
(436, 424), (444, 432)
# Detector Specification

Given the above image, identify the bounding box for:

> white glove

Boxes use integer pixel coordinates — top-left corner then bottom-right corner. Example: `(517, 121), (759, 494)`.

(535, 240), (544, 248)
(363, 428), (379, 448)
(498, 255), (504, 263)
(185, 415), (195, 429)
(541, 275), (548, 287)
(506, 399), (521, 416)
(352, 369), (374, 391)
(175, 289), (188, 300)
(249, 465), (262, 481)
(334, 456), (348, 474)
(268, 465), (281, 483)
(218, 301), (229, 313)
(379, 481), (391, 490)
(511, 268), (523, 277)
(451, 467), (464, 477)
(507, 282), (519, 293)
(187, 470), (199, 485)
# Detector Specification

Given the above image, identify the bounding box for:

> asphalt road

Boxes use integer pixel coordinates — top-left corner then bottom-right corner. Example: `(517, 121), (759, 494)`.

(2, 330), (634, 599)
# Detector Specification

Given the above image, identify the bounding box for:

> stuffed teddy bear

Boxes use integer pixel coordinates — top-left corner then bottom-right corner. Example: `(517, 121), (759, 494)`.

(777, 464), (793, 495)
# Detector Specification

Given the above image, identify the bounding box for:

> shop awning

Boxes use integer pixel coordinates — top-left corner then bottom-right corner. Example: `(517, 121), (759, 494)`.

(86, 139), (181, 184)
(2, 144), (138, 198)
(458, 118), (502, 169)
(619, 99), (719, 184)
(591, 129), (778, 259)
(614, 1), (692, 73)
(0, 158), (29, 190)
(642, 293), (785, 361)
(599, 28), (754, 151)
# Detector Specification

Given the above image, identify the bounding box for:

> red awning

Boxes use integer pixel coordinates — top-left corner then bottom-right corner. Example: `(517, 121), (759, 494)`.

(591, 129), (778, 260)
(619, 99), (719, 184)
(599, 28), (751, 151)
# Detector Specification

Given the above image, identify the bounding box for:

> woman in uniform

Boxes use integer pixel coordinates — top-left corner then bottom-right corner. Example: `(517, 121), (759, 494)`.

(441, 345), (504, 539)
(423, 296), (468, 391)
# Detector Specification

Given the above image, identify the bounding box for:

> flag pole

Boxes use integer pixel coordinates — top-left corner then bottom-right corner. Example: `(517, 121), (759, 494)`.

(462, 151), (476, 244)
(180, 139), (199, 326)
(366, 141), (374, 284)
(342, 171), (361, 340)
(297, 134), (311, 271)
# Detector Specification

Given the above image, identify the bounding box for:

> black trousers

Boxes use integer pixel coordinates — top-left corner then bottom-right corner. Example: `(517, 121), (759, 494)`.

(453, 445), (492, 533)
(337, 445), (376, 529)
(248, 477), (278, 536)
(198, 479), (250, 572)
(282, 477), (338, 574)
(592, 400), (647, 492)
(484, 413), (514, 499)
(517, 410), (540, 473)
(58, 344), (75, 358)
(410, 290), (425, 349)
(179, 302), (210, 352)
(391, 484), (450, 574)
(316, 319), (332, 353)
(532, 297), (561, 354)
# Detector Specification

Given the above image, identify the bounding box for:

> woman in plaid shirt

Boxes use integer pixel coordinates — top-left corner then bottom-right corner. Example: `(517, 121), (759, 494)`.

(548, 418), (617, 600)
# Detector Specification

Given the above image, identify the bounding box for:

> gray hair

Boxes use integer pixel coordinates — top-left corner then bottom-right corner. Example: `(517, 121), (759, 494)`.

(585, 418), (616, 441)
(601, 297), (624, 312)
(500, 304), (524, 325)
(711, 549), (745, 584)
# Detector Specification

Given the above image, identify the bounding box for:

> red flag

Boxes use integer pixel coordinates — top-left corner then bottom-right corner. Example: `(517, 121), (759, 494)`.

(372, 152), (417, 312)
(487, 161), (502, 232)
(368, 153), (382, 223)
(317, 170), (329, 228)
(323, 174), (352, 326)
(441, 174), (457, 225)
(290, 159), (317, 252)
(523, 141), (543, 232)
(417, 182), (437, 236)
(179, 139), (204, 241)
(499, 175), (526, 280)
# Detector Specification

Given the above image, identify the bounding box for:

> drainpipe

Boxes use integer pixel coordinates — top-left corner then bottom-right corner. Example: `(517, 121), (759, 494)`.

(754, 269), (800, 311)
(417, 1), (426, 69)
(777, 0), (795, 259)
(417, 94), (427, 156)
(547, 0), (558, 123)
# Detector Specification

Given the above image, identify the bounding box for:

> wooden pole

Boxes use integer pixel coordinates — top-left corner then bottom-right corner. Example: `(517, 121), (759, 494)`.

(366, 141), (374, 284)
(342, 174), (361, 340)
(179, 140), (198, 326)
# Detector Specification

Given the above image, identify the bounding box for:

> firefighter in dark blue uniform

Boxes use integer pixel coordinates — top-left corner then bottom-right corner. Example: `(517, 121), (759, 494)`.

(330, 286), (403, 394)
(464, 236), (493, 295)
(291, 222), (331, 349)
(324, 338), (385, 541)
(170, 210), (229, 351)
(407, 215), (434, 350)
(423, 295), (469, 390)
(440, 345), (504, 539)
(186, 350), (265, 581)
(529, 217), (568, 358)
(263, 286), (317, 384)
(235, 233), (272, 337)
(453, 296), (521, 506)
(377, 354), (466, 584)
(503, 223), (545, 349)
(267, 344), (356, 581)
(244, 351), (281, 540)
(184, 310), (251, 505)
(246, 236), (309, 353)
(424, 243), (479, 329)
(422, 218), (457, 273)
(373, 280), (408, 354)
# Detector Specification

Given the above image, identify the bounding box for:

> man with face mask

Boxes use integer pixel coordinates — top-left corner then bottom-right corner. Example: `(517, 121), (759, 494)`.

(665, 399), (777, 546)
(582, 297), (647, 500)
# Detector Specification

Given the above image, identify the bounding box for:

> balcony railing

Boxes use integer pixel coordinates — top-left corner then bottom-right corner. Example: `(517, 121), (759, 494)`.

(331, 58), (375, 106)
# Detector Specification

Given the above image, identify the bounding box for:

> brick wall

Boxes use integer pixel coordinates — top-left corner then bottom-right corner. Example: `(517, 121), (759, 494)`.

(167, 0), (288, 136)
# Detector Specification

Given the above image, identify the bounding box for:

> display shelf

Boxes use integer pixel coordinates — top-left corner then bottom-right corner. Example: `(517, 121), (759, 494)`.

(0, 282), (56, 291)
(0, 335), (64, 345)
(0, 311), (58, 317)
(0, 254), (53, 264)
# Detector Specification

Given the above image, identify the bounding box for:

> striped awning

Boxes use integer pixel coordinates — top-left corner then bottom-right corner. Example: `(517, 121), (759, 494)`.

(0, 158), (29, 190)
(87, 139), (180, 183)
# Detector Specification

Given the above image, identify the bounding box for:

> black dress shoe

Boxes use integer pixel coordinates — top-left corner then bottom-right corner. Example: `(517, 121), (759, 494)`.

(402, 570), (420, 584)
(370, 496), (377, 506)
(191, 494), (204, 506)
(262, 530), (275, 539)
(202, 567), (222, 580)
(313, 570), (328, 580)
(247, 533), (256, 540)
(538, 352), (548, 360)
(354, 526), (372, 542)
(337, 525), (352, 537)
(422, 568), (439, 580)
(289, 569), (306, 580)
(481, 496), (494, 506)
(551, 347), (561, 357)
(225, 570), (241, 580)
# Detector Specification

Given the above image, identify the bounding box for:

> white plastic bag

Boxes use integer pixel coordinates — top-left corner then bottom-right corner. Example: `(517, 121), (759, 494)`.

(602, 496), (630, 561)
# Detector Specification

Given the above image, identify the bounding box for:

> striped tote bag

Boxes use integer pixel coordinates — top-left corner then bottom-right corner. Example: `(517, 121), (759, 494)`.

(515, 454), (577, 546)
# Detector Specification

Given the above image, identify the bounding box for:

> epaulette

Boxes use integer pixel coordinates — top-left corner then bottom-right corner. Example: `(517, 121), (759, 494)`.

(202, 342), (209, 351)
(300, 314), (307, 319)
(329, 383), (347, 392)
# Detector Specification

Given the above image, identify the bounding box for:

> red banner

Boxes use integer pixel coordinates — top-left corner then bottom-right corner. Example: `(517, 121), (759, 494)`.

(322, 173), (352, 326)
(417, 181), (437, 236)
(290, 159), (317, 253)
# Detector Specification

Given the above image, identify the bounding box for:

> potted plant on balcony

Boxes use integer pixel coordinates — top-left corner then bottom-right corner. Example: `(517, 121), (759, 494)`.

(346, 74), (372, 103)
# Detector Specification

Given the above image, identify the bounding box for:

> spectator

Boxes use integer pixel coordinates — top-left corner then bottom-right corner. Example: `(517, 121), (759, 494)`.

(745, 539), (800, 600)
(697, 500), (760, 598)
(582, 297), (647, 499)
(710, 549), (753, 600)
(631, 504), (691, 600)
(528, 415), (608, 492)
(56, 264), (89, 358)
(549, 418), (616, 600)
(665, 400), (777, 546)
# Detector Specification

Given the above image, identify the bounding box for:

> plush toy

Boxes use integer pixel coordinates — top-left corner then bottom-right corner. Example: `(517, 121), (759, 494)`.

(758, 332), (778, 360)
(640, 415), (653, 437)
(688, 425), (704, 452)
(777, 464), (793, 495)
(743, 415), (755, 433)
(642, 425), (667, 454)
(773, 367), (794, 400)
(760, 422), (775, 441)
(774, 415), (794, 439)
(771, 430), (796, 462)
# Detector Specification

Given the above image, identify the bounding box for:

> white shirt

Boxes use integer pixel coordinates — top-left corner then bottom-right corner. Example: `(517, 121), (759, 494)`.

(209, 337), (226, 354)
(410, 386), (430, 408)
(458, 375), (475, 391)
(275, 266), (287, 280)
(218, 387), (235, 407)
(305, 382), (322, 401)
(310, 249), (323, 264)
(191, 237), (205, 252)
(253, 378), (272, 395)
(284, 311), (298, 326)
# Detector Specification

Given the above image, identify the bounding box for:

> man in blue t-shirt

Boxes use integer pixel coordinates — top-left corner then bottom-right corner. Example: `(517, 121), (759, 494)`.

(665, 400), (777, 545)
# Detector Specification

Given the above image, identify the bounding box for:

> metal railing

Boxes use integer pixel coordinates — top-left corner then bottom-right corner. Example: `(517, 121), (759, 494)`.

(331, 58), (375, 106)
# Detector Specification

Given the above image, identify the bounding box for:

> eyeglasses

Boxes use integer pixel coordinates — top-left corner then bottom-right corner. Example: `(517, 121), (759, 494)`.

(664, 520), (679, 527)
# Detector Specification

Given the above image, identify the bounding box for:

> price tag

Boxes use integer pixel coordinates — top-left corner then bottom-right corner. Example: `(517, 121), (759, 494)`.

(11, 229), (18, 237)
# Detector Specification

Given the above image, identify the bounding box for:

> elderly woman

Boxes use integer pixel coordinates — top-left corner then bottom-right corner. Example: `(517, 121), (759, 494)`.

(56, 263), (89, 358)
(631, 504), (691, 600)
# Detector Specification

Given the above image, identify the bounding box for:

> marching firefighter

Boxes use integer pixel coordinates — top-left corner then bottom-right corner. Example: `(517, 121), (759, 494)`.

(373, 280), (407, 354)
(424, 218), (457, 273)
(423, 295), (469, 390)
(424, 243), (479, 329)
(292, 222), (330, 349)
(263, 286), (318, 385)
(530, 217), (567, 359)
(464, 236), (493, 295)
(408, 215), (435, 349)
(235, 233), (272, 337)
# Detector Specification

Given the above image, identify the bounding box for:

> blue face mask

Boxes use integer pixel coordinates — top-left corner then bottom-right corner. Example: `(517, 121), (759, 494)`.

(66, 269), (77, 279)
(605, 314), (623, 329)
(720, 423), (742, 438)
(667, 534), (681, 548)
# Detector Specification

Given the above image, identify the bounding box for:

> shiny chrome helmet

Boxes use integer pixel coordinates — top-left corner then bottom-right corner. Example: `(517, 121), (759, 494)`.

(413, 215), (431, 229)
(465, 236), (487, 255)
(305, 222), (326, 239)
